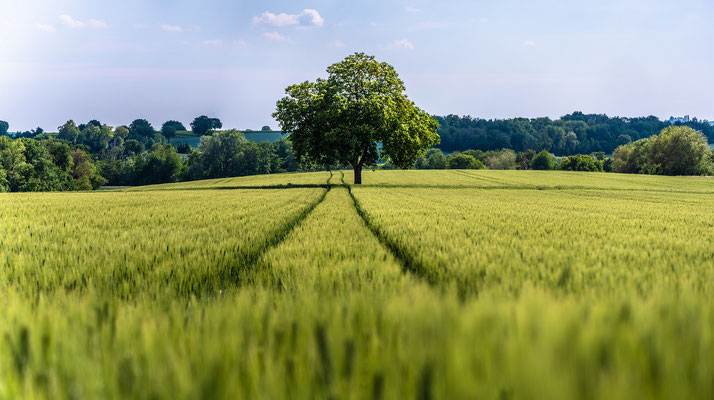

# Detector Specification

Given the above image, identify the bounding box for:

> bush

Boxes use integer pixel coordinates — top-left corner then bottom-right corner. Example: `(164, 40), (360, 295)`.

(531, 150), (555, 170)
(647, 126), (711, 175)
(486, 150), (517, 170)
(612, 127), (713, 175)
(446, 153), (485, 169)
(415, 148), (447, 169)
(559, 154), (603, 172)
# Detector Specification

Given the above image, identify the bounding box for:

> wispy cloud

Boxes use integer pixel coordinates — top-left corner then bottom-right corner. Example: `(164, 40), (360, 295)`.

(390, 39), (415, 50)
(523, 40), (536, 47)
(59, 14), (107, 29)
(263, 31), (290, 42)
(331, 40), (345, 48)
(410, 21), (448, 31)
(253, 9), (324, 27)
(405, 6), (421, 13)
(202, 39), (222, 46)
(161, 24), (200, 33)
(234, 39), (248, 47)
(161, 24), (183, 32)
(35, 23), (55, 32)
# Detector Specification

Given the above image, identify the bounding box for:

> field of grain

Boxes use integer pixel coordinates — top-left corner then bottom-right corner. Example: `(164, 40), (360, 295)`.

(1, 170), (713, 399)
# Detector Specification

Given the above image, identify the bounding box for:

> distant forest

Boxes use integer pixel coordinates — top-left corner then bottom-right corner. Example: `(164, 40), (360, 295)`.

(434, 112), (714, 155)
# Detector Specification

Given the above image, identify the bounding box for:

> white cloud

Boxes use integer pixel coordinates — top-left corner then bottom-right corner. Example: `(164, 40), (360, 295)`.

(202, 39), (222, 46)
(523, 40), (536, 47)
(161, 24), (183, 32)
(479, 17), (489, 23)
(406, 6), (421, 13)
(263, 31), (290, 41)
(331, 40), (345, 48)
(390, 39), (415, 50)
(59, 14), (107, 29)
(35, 23), (55, 32)
(253, 9), (324, 27)
(234, 39), (248, 47)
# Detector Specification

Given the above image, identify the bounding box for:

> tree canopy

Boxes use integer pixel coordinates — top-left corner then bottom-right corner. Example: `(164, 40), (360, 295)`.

(613, 126), (713, 175)
(273, 52), (440, 184)
(161, 120), (186, 138)
(191, 116), (223, 136)
(434, 113), (714, 156)
(129, 119), (155, 138)
(0, 121), (9, 136)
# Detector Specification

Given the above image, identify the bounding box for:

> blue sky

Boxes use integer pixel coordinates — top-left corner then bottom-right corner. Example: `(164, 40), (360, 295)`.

(1, 0), (713, 131)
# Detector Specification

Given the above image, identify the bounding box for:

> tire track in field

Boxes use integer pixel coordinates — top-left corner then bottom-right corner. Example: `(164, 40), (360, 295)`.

(225, 171), (333, 287)
(340, 171), (439, 287)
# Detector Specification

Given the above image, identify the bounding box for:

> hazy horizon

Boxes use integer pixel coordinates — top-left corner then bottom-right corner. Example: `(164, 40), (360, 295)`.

(2, 0), (713, 132)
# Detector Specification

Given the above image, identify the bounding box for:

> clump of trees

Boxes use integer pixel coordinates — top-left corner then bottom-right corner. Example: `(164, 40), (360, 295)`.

(435, 112), (714, 155)
(184, 130), (300, 180)
(612, 126), (713, 175)
(0, 136), (105, 192)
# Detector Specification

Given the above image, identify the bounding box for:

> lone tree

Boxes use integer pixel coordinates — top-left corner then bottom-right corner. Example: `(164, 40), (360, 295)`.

(161, 120), (186, 139)
(273, 52), (440, 184)
(191, 115), (223, 136)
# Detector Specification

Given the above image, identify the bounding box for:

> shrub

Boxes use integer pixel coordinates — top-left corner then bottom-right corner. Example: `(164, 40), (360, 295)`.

(486, 150), (517, 170)
(559, 154), (603, 172)
(531, 150), (555, 170)
(415, 148), (447, 169)
(447, 153), (485, 169)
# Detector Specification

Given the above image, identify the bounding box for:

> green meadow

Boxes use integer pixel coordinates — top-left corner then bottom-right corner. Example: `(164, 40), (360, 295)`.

(1, 170), (713, 399)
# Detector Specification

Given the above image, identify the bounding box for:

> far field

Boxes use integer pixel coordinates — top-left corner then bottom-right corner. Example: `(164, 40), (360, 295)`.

(1, 170), (713, 399)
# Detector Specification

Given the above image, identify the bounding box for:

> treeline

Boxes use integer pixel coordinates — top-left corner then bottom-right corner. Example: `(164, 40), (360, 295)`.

(435, 112), (714, 155)
(414, 125), (714, 175)
(0, 136), (105, 192)
(0, 117), (306, 192)
(412, 148), (611, 172)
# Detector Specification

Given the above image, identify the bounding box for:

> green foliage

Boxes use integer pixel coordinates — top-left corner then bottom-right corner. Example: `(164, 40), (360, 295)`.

(446, 153), (484, 169)
(129, 119), (155, 138)
(415, 148), (447, 169)
(0, 167), (8, 192)
(70, 149), (106, 190)
(558, 154), (603, 172)
(0, 136), (86, 191)
(0, 120), (8, 135)
(647, 126), (712, 175)
(191, 115), (223, 136)
(435, 112), (714, 155)
(273, 52), (440, 184)
(613, 126), (713, 175)
(184, 130), (296, 180)
(161, 120), (186, 138)
(57, 120), (80, 144)
(531, 150), (555, 170)
(485, 149), (517, 170)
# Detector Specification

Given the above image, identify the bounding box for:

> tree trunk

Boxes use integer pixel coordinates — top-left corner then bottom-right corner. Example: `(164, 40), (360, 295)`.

(353, 165), (362, 184)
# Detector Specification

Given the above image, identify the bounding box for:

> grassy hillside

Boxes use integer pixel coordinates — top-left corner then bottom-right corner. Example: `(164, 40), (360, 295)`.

(169, 131), (286, 149)
(1, 170), (714, 399)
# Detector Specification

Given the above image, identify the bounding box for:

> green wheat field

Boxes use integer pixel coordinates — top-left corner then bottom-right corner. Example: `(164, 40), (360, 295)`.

(2, 170), (714, 399)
